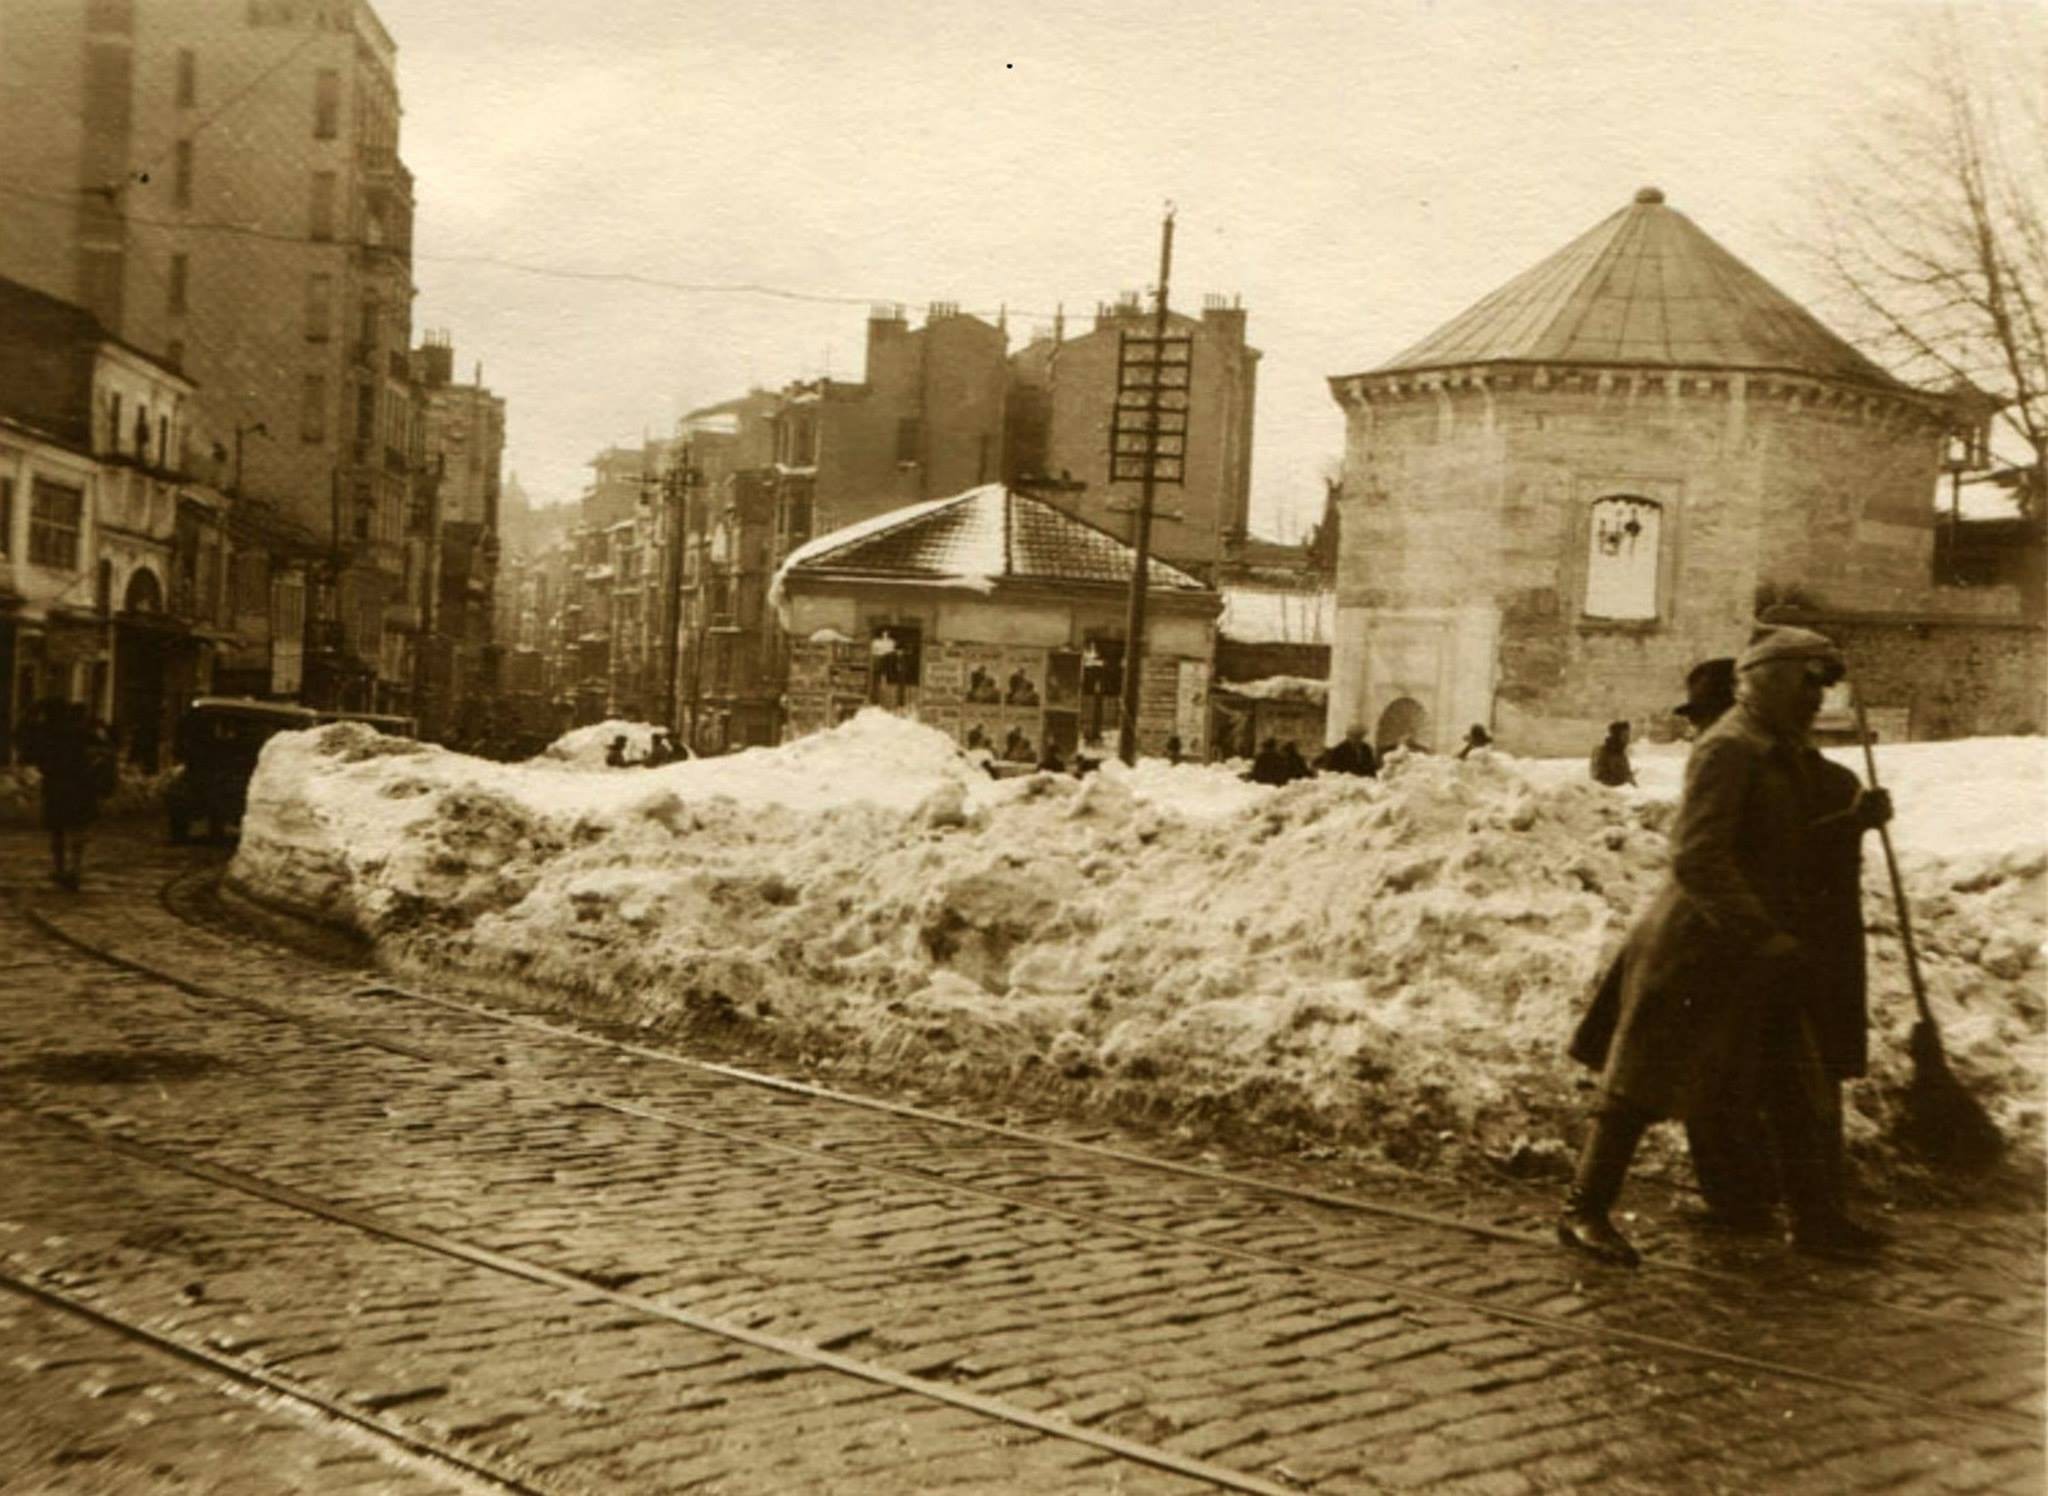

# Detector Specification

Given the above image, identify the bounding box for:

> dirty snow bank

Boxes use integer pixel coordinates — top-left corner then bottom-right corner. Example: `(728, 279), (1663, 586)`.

(231, 714), (2047, 1182)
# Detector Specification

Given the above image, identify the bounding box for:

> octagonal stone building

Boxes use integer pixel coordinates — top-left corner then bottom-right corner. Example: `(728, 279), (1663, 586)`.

(1325, 187), (1972, 756)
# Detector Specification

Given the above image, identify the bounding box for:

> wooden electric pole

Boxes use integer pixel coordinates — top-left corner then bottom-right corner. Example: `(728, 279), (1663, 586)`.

(1114, 208), (1186, 765)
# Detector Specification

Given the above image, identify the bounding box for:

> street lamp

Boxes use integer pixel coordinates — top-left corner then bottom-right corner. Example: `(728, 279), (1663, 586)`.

(233, 421), (269, 497)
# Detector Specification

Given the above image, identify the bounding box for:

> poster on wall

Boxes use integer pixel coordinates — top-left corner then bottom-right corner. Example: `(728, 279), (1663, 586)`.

(1175, 659), (1210, 759)
(921, 642), (966, 703)
(998, 649), (1044, 709)
(959, 644), (1007, 706)
(960, 711), (1003, 754)
(918, 703), (962, 743)
(1135, 655), (1180, 756)
(996, 708), (1040, 764)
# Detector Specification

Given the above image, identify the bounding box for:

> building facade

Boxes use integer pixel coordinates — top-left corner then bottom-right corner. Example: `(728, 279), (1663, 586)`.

(1326, 188), (2028, 754)
(411, 333), (505, 740)
(0, 276), (231, 766)
(0, 0), (422, 712)
(774, 484), (1221, 761)
(1007, 296), (1259, 577)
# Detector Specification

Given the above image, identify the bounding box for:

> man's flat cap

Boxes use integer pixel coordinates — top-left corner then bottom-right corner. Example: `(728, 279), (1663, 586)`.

(1736, 624), (1845, 678)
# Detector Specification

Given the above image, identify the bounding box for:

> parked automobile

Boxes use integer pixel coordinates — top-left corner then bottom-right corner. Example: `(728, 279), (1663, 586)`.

(165, 697), (320, 843)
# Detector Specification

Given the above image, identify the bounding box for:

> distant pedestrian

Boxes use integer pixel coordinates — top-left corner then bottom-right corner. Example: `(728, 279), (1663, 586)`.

(645, 732), (676, 767)
(1247, 737), (1288, 786)
(1037, 744), (1067, 774)
(1278, 740), (1312, 783)
(24, 699), (109, 890)
(1590, 720), (1636, 787)
(1456, 725), (1492, 760)
(604, 735), (632, 768)
(1164, 735), (1184, 766)
(1316, 725), (1378, 777)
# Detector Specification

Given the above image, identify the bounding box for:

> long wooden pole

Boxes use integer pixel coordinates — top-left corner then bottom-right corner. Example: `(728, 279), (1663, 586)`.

(1117, 209), (1175, 766)
(1850, 685), (1935, 1028)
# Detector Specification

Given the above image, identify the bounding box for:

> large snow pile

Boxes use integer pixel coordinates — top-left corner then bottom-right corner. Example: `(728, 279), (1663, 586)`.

(539, 719), (667, 767)
(231, 714), (2047, 1183)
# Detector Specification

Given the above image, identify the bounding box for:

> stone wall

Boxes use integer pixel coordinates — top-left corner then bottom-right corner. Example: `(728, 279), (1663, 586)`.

(1788, 612), (2046, 739)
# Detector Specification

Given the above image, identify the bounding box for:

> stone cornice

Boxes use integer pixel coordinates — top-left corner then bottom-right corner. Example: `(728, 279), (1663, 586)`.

(1326, 361), (1955, 427)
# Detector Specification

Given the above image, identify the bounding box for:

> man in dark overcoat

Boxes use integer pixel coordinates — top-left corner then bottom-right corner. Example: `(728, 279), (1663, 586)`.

(1559, 626), (1889, 1266)
(24, 698), (108, 890)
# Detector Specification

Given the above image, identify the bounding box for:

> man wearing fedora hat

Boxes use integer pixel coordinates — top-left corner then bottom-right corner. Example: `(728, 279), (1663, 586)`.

(1561, 625), (1891, 1265)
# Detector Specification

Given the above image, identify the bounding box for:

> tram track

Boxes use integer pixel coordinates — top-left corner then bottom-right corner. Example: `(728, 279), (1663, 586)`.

(0, 1262), (548, 1496)
(9, 865), (2038, 1447)
(1, 1104), (1299, 1496)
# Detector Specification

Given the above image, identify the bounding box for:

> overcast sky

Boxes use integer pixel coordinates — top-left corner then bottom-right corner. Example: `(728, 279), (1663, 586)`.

(374, 0), (2034, 535)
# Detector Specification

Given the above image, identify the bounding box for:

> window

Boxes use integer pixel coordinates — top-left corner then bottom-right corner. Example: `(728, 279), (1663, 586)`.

(175, 48), (196, 106)
(1583, 495), (1663, 621)
(313, 69), (339, 139)
(304, 271), (332, 340)
(0, 476), (12, 556)
(894, 416), (922, 465)
(173, 139), (193, 207)
(300, 372), (327, 442)
(165, 338), (184, 372)
(107, 392), (123, 453)
(309, 172), (336, 241)
(168, 251), (188, 313)
(29, 478), (84, 570)
(355, 383), (375, 441)
(158, 415), (171, 469)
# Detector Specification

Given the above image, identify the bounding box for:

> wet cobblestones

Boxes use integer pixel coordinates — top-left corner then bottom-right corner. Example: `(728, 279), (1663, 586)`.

(1, 827), (2042, 1493)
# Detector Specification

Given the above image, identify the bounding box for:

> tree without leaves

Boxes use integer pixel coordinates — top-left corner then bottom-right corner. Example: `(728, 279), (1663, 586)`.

(1808, 10), (2046, 517)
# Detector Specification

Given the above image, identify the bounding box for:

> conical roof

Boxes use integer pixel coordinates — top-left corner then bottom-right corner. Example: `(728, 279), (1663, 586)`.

(1366, 188), (1903, 390)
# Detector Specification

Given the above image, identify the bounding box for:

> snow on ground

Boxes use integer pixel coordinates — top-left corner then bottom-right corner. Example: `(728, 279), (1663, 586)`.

(231, 713), (2048, 1185)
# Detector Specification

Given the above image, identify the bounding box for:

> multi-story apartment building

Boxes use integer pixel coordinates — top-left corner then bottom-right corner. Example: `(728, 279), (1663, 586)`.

(0, 0), (421, 711)
(411, 332), (504, 739)
(1007, 296), (1259, 577)
(0, 275), (232, 767)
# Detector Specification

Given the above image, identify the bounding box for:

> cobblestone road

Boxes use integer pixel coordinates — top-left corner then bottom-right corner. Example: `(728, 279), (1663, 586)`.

(1, 826), (2041, 1493)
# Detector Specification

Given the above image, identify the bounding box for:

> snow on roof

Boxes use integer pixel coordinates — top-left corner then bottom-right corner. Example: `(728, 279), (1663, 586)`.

(1218, 675), (1328, 702)
(771, 485), (1212, 616)
(1218, 585), (1333, 645)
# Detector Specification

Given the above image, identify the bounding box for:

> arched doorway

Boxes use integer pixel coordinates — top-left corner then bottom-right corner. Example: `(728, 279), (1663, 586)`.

(1374, 696), (1428, 754)
(115, 566), (171, 770)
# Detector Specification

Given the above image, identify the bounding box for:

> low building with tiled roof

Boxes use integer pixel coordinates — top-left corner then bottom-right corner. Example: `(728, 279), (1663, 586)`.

(1326, 188), (2035, 754)
(773, 484), (1221, 759)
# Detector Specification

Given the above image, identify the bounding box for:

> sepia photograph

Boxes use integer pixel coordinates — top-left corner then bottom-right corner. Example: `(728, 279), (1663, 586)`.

(0, 0), (2042, 1490)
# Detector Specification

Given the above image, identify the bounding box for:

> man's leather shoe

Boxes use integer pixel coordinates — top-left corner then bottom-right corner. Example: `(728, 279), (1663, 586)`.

(1792, 1213), (1886, 1257)
(1558, 1208), (1641, 1268)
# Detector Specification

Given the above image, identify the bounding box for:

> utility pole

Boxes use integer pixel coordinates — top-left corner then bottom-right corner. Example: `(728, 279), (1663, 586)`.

(1113, 208), (1187, 765)
(659, 447), (694, 736)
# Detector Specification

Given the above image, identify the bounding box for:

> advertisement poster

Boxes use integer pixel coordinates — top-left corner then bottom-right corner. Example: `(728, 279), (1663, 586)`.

(960, 644), (1006, 706)
(998, 649), (1043, 709)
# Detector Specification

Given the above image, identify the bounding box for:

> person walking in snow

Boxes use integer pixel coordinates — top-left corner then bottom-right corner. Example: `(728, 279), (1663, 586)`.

(1278, 741), (1313, 783)
(1559, 627), (1889, 1266)
(1456, 724), (1492, 760)
(1316, 725), (1378, 777)
(1589, 720), (1637, 786)
(1247, 737), (1288, 785)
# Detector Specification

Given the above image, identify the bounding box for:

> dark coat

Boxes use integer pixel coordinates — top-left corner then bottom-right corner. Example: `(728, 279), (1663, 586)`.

(1317, 738), (1379, 777)
(26, 709), (105, 830)
(1569, 705), (1868, 1120)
